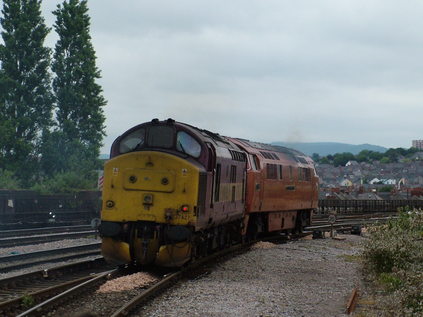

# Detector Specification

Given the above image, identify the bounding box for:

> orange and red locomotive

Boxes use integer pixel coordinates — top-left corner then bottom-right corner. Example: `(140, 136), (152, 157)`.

(99, 119), (318, 267)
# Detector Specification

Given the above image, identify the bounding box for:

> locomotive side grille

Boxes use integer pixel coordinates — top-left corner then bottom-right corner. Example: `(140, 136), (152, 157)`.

(196, 172), (207, 217)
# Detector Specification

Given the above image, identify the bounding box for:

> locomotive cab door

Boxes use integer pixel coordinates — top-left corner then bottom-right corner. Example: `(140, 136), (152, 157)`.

(200, 142), (216, 224)
(248, 154), (263, 211)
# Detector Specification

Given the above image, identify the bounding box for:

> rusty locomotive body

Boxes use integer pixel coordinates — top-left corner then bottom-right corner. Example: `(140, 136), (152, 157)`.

(99, 119), (318, 267)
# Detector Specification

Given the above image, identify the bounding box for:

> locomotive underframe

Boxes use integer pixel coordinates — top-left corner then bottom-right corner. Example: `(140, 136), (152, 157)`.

(100, 218), (244, 266)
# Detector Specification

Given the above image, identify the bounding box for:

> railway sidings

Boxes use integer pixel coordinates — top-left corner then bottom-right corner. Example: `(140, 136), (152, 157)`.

(0, 258), (113, 316)
(0, 190), (100, 230)
(0, 210), (401, 316)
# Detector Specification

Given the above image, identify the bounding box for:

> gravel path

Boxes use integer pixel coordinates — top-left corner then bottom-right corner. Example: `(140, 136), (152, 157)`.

(137, 235), (363, 317)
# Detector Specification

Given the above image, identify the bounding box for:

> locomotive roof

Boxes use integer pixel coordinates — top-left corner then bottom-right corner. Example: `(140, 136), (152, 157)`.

(234, 138), (306, 157)
(176, 121), (310, 161)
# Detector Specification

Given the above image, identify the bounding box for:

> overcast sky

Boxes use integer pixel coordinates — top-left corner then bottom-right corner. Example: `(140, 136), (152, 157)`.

(37, 0), (423, 153)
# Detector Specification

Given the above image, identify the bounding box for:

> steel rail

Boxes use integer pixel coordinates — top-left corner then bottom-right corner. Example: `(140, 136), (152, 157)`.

(16, 269), (118, 317)
(0, 242), (101, 272)
(0, 258), (111, 315)
(0, 231), (97, 248)
(306, 217), (396, 231)
(9, 212), (383, 316)
(312, 211), (398, 220)
(110, 239), (262, 317)
(0, 225), (93, 239)
(110, 271), (181, 317)
(110, 230), (366, 316)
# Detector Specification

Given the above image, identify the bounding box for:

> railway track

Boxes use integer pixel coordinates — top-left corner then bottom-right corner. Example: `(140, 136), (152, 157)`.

(308, 212), (397, 234)
(15, 234), (296, 316)
(10, 212), (393, 316)
(0, 242), (101, 273)
(0, 258), (114, 316)
(111, 233), (305, 316)
(0, 225), (93, 239)
(0, 230), (97, 248)
(312, 211), (398, 220)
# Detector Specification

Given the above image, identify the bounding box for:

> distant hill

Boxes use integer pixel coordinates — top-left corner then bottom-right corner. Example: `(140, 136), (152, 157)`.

(271, 142), (387, 156)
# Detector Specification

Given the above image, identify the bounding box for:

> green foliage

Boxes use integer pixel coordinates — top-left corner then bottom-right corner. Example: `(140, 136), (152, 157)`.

(378, 185), (393, 193)
(32, 171), (97, 194)
(316, 147), (422, 166)
(0, 0), (53, 185)
(378, 272), (403, 291)
(362, 211), (423, 314)
(40, 130), (103, 177)
(21, 294), (35, 308)
(379, 156), (390, 164)
(0, 0), (106, 191)
(45, 0), (106, 178)
(0, 169), (20, 189)
(332, 152), (355, 166)
(355, 150), (371, 162)
(319, 156), (330, 164)
(311, 153), (320, 162)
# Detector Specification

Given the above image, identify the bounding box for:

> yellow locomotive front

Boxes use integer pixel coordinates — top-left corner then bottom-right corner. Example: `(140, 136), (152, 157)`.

(100, 119), (206, 267)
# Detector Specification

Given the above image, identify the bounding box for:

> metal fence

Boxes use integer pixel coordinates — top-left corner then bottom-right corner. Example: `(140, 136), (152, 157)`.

(318, 199), (423, 213)
(0, 190), (101, 227)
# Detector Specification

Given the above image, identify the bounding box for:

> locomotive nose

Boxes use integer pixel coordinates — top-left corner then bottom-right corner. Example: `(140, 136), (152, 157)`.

(101, 151), (200, 266)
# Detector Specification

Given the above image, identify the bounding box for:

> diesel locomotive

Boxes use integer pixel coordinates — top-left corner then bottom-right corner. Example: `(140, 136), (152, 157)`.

(99, 119), (318, 267)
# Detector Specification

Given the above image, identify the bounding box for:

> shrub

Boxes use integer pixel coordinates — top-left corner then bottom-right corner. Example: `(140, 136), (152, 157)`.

(0, 169), (21, 189)
(362, 211), (423, 315)
(32, 171), (97, 194)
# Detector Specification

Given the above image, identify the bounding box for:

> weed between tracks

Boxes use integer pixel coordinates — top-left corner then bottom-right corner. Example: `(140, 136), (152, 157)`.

(361, 209), (423, 316)
(21, 295), (35, 309)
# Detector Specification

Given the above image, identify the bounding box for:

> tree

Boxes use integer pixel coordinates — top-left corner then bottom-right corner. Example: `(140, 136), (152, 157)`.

(311, 153), (320, 162)
(356, 150), (371, 163)
(48, 0), (106, 175)
(0, 0), (53, 185)
(333, 152), (355, 167)
(380, 156), (391, 164)
(319, 156), (330, 164)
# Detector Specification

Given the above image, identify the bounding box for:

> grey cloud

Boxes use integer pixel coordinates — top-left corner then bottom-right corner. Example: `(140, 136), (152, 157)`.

(31, 1), (423, 152)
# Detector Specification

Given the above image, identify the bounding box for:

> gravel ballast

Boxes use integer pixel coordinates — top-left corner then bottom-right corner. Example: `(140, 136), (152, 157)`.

(137, 235), (363, 317)
(51, 234), (364, 317)
(0, 237), (100, 279)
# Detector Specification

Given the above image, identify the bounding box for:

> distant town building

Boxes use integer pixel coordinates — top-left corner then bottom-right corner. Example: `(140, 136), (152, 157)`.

(412, 140), (423, 150)
(340, 179), (353, 187)
(345, 160), (359, 167)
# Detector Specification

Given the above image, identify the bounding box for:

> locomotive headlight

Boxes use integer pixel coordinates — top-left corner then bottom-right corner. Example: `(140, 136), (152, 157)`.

(180, 205), (189, 212)
(106, 200), (115, 208)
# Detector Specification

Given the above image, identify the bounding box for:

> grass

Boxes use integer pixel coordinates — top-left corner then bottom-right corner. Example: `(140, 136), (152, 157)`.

(337, 254), (361, 263)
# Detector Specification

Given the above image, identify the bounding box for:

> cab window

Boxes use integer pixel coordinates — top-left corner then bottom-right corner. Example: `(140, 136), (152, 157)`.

(119, 128), (145, 153)
(176, 131), (201, 158)
(147, 125), (174, 148)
